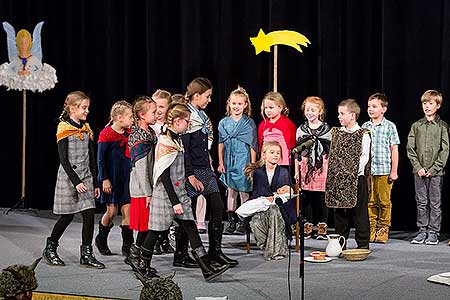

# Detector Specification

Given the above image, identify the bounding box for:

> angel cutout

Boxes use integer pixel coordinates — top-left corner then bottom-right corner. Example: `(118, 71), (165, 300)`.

(0, 21), (57, 92)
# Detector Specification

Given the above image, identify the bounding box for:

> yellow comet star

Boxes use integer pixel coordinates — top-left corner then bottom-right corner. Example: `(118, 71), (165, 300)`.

(250, 29), (311, 55)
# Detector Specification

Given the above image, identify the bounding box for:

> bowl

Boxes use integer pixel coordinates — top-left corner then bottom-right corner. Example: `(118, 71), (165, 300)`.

(341, 249), (371, 261)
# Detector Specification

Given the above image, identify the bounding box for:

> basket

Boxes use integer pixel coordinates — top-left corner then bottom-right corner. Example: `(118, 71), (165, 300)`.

(341, 249), (371, 261)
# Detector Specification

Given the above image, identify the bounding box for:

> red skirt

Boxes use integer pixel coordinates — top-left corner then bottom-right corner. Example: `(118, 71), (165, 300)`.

(129, 197), (149, 232)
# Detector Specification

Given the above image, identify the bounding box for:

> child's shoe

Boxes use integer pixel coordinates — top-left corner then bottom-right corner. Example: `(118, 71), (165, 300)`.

(425, 232), (439, 245)
(304, 222), (313, 239)
(374, 226), (389, 243)
(411, 231), (427, 244)
(369, 225), (377, 243)
(316, 223), (327, 240)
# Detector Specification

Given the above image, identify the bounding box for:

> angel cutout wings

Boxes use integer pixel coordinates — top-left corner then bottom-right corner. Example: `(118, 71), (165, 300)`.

(0, 21), (57, 92)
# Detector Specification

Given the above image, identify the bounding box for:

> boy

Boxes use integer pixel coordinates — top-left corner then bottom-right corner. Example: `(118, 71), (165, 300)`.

(362, 93), (400, 243)
(407, 90), (449, 245)
(325, 99), (371, 249)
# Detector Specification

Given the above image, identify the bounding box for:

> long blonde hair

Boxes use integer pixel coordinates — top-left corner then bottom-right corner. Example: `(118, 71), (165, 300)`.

(244, 141), (282, 180)
(261, 91), (289, 119)
(59, 91), (89, 122)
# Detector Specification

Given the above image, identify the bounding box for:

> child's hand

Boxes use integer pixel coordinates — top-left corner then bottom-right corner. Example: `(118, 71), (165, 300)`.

(417, 168), (427, 177)
(94, 188), (100, 199)
(173, 204), (184, 215)
(188, 175), (204, 192)
(266, 196), (274, 203)
(76, 183), (88, 193)
(388, 171), (398, 182)
(102, 179), (112, 194)
(217, 164), (225, 174)
(146, 196), (151, 208)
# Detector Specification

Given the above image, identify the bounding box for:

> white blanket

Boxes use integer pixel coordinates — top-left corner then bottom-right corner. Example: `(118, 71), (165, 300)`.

(236, 193), (297, 218)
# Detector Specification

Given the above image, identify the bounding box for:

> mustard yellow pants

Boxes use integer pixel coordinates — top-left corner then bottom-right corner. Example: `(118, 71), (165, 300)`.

(368, 175), (393, 228)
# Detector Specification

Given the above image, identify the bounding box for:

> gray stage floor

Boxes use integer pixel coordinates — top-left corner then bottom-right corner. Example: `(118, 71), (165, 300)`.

(1, 209), (449, 300)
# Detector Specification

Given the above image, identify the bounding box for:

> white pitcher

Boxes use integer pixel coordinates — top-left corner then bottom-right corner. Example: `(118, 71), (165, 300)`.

(325, 234), (346, 257)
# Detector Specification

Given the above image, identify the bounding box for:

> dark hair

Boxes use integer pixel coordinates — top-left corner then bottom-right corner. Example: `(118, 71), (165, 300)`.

(185, 77), (212, 100)
(368, 93), (388, 107)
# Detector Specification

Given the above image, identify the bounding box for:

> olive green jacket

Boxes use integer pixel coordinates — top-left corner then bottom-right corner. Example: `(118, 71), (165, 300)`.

(407, 115), (449, 176)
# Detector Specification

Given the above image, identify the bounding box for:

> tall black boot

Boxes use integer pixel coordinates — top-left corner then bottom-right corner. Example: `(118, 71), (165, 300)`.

(42, 238), (65, 266)
(223, 212), (236, 235)
(138, 247), (159, 279)
(160, 231), (175, 254)
(191, 246), (229, 282)
(124, 244), (157, 274)
(80, 245), (105, 269)
(120, 225), (134, 256)
(208, 223), (239, 267)
(153, 239), (163, 255)
(173, 226), (199, 268)
(95, 221), (113, 256)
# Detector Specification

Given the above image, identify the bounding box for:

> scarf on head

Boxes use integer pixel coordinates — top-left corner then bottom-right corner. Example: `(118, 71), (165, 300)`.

(186, 103), (214, 150)
(98, 125), (131, 158)
(297, 122), (331, 184)
(56, 120), (94, 142)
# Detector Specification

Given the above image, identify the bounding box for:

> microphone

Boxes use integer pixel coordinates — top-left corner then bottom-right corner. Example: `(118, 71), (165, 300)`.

(291, 139), (314, 154)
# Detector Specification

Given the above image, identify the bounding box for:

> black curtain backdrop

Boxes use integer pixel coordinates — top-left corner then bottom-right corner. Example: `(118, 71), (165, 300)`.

(1, 0), (449, 232)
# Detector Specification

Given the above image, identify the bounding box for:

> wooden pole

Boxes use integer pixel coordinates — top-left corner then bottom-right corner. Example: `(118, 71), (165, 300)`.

(273, 45), (278, 92)
(21, 90), (26, 202)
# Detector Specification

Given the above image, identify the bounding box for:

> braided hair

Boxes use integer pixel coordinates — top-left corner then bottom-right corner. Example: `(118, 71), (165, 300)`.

(58, 91), (89, 122)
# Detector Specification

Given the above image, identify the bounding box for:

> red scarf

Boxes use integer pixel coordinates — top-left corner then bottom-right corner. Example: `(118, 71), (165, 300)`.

(98, 125), (131, 158)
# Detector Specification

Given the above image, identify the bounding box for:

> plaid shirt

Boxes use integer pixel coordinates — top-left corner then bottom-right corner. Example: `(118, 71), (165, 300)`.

(362, 118), (400, 175)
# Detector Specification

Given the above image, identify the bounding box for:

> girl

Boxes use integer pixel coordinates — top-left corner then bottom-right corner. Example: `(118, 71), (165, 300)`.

(237, 141), (294, 260)
(139, 102), (229, 281)
(95, 101), (134, 256)
(182, 77), (238, 268)
(42, 91), (104, 269)
(295, 96), (331, 240)
(149, 89), (175, 255)
(218, 86), (257, 235)
(125, 96), (158, 273)
(258, 92), (296, 167)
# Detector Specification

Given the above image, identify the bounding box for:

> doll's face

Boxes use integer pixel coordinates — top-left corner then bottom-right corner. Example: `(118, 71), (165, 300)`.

(263, 145), (282, 165)
(264, 99), (282, 121)
(17, 36), (31, 57)
(70, 99), (90, 123)
(304, 101), (322, 123)
(228, 95), (248, 118)
(155, 97), (169, 122)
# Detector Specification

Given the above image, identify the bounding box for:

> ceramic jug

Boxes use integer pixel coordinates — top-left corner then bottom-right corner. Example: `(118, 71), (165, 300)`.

(325, 234), (346, 257)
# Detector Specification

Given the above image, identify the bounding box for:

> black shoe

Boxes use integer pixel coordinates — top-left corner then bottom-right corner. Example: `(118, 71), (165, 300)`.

(153, 240), (163, 255)
(120, 225), (134, 256)
(42, 238), (65, 266)
(124, 244), (157, 274)
(223, 212), (236, 235)
(160, 232), (175, 254)
(95, 221), (113, 256)
(192, 247), (229, 282)
(80, 245), (105, 269)
(138, 247), (159, 280)
(208, 223), (238, 267)
(173, 226), (199, 268)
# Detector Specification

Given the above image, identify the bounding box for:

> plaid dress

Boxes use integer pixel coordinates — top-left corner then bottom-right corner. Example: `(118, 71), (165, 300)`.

(54, 132), (96, 214)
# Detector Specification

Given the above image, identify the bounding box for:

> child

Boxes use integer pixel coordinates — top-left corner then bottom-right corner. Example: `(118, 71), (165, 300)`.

(149, 89), (176, 255)
(140, 102), (230, 281)
(295, 96), (331, 240)
(125, 96), (158, 272)
(182, 77), (238, 268)
(407, 90), (449, 245)
(95, 101), (134, 256)
(325, 99), (371, 250)
(258, 91), (296, 167)
(362, 93), (400, 243)
(218, 86), (258, 235)
(42, 91), (104, 269)
(237, 141), (294, 260)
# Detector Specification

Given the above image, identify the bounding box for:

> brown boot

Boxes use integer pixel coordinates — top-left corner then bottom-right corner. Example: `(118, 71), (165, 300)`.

(304, 222), (313, 239)
(316, 223), (327, 240)
(369, 225), (377, 243)
(374, 226), (389, 243)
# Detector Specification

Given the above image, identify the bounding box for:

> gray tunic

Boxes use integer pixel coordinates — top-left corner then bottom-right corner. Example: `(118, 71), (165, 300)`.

(149, 151), (194, 231)
(53, 133), (95, 214)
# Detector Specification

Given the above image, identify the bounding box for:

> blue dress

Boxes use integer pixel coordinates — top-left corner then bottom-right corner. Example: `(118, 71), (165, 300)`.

(97, 126), (131, 205)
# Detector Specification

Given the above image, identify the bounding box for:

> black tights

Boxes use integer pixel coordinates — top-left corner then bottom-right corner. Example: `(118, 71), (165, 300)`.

(49, 208), (95, 246)
(143, 220), (202, 251)
(136, 231), (148, 247)
(191, 192), (224, 226)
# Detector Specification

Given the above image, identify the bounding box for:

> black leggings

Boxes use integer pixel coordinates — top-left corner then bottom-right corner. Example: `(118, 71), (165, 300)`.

(49, 208), (95, 246)
(143, 220), (202, 251)
(191, 192), (224, 226)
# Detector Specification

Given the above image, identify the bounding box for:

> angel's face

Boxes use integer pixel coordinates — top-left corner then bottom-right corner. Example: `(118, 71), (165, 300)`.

(17, 36), (31, 57)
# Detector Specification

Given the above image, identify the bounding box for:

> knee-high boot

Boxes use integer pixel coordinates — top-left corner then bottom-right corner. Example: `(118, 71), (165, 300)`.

(120, 225), (134, 256)
(173, 226), (199, 268)
(138, 247), (159, 279)
(191, 246), (229, 282)
(95, 221), (113, 256)
(208, 223), (238, 267)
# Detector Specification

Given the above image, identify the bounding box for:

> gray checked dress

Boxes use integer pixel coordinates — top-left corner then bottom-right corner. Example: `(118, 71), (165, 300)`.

(149, 150), (194, 231)
(53, 132), (96, 214)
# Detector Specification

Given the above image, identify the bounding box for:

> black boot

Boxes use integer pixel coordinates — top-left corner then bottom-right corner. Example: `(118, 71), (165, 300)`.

(124, 244), (157, 274)
(120, 225), (134, 256)
(173, 226), (199, 268)
(208, 223), (239, 267)
(95, 221), (113, 256)
(160, 231), (175, 254)
(80, 245), (105, 269)
(138, 247), (159, 279)
(42, 238), (65, 266)
(191, 246), (229, 282)
(223, 212), (236, 235)
(153, 240), (163, 255)
(234, 213), (246, 235)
